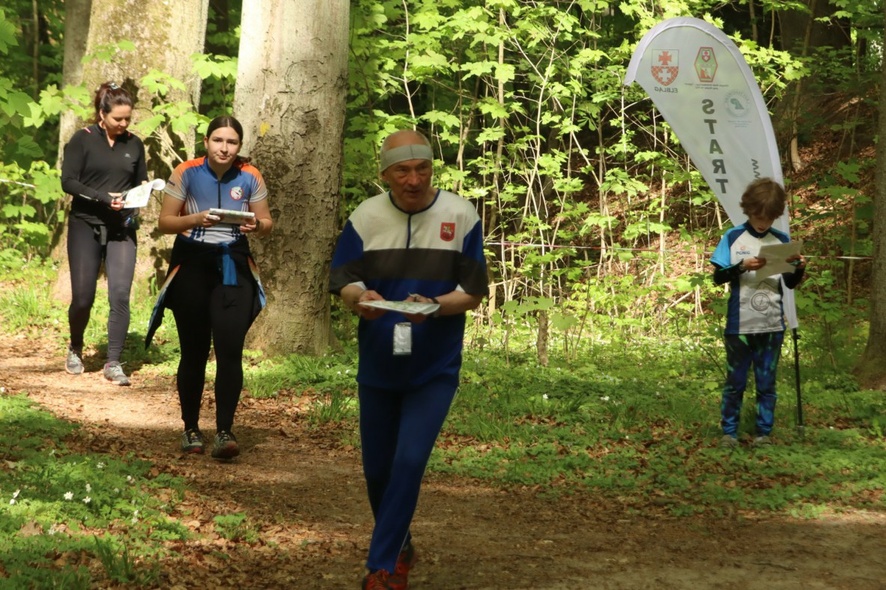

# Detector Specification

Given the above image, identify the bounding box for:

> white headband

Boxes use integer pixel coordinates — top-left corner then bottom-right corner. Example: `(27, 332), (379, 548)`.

(379, 144), (433, 172)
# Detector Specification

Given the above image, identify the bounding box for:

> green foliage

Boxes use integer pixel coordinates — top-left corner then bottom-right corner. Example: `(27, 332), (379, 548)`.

(0, 161), (64, 260)
(0, 9), (16, 55)
(429, 331), (886, 515)
(135, 69), (208, 147)
(245, 353), (356, 399)
(200, 1), (242, 115)
(92, 535), (160, 585)
(0, 2), (66, 165)
(0, 395), (189, 587)
(244, 353), (359, 425)
(344, 0), (819, 366)
(213, 513), (259, 543)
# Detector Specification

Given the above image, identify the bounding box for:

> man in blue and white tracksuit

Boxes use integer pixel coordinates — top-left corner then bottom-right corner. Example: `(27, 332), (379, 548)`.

(330, 130), (488, 589)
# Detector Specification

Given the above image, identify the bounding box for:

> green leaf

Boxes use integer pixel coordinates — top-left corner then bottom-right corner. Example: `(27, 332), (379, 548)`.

(0, 9), (18, 55)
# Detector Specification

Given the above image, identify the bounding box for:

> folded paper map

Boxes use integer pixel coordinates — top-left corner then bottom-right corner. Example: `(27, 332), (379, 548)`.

(359, 300), (441, 315)
(121, 179), (166, 208)
(208, 208), (256, 225)
(754, 240), (803, 278)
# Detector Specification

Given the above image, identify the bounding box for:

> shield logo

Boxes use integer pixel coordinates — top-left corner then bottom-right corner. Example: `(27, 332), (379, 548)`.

(440, 222), (455, 242)
(230, 187), (244, 201)
(651, 49), (678, 86)
(694, 47), (718, 83)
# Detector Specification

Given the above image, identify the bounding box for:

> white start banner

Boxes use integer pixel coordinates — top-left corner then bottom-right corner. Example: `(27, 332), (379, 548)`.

(624, 17), (797, 328)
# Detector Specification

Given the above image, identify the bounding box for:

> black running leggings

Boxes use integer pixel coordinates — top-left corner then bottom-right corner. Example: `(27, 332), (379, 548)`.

(67, 215), (136, 362)
(169, 256), (255, 433)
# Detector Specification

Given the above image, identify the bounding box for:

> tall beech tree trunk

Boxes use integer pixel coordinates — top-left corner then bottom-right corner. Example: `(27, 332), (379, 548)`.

(856, 7), (886, 390)
(234, 0), (350, 355)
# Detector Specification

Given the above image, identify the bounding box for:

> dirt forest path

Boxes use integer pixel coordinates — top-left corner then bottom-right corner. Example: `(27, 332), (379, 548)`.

(1, 332), (885, 589)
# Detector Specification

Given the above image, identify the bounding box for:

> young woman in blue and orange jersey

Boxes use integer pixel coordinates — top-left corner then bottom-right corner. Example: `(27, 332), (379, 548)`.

(157, 115), (273, 460)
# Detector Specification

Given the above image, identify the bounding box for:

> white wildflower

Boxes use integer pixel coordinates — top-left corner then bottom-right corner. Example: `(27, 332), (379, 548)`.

(97, 462), (105, 469)
(82, 497), (91, 504)
(64, 492), (74, 501)
(85, 483), (91, 493)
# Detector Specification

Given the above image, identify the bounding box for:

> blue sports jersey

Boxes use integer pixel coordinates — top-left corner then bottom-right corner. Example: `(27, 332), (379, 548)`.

(330, 189), (488, 389)
(164, 156), (268, 245)
(710, 222), (792, 334)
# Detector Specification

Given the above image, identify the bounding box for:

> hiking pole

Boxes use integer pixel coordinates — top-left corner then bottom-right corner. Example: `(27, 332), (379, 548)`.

(792, 327), (804, 438)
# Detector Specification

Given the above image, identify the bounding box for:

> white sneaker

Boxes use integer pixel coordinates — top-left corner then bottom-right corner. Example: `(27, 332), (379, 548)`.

(65, 346), (84, 375)
(103, 362), (130, 386)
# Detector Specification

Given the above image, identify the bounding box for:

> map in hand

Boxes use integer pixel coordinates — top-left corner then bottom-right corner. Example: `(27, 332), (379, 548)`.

(358, 300), (440, 315)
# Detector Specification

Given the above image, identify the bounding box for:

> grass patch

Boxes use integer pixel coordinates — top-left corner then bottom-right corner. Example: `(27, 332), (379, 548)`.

(0, 395), (188, 588)
(427, 342), (886, 515)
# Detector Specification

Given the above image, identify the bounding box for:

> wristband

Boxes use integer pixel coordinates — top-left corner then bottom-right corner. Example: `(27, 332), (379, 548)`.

(431, 297), (440, 317)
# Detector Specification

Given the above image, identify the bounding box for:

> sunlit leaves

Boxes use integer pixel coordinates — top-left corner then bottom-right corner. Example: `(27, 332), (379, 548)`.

(191, 54), (238, 81)
(139, 70), (188, 97)
(0, 9), (17, 55)
(82, 40), (136, 64)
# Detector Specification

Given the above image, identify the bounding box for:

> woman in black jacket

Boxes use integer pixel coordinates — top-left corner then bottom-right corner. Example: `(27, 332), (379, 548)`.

(60, 82), (147, 385)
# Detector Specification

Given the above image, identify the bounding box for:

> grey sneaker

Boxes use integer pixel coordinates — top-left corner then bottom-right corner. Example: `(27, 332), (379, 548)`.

(752, 435), (772, 447)
(719, 435), (739, 449)
(211, 430), (239, 460)
(65, 346), (84, 375)
(180, 429), (205, 454)
(103, 362), (130, 386)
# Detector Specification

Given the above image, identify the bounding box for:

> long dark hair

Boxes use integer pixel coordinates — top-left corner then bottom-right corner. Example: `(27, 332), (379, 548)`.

(93, 82), (133, 123)
(205, 115), (249, 163)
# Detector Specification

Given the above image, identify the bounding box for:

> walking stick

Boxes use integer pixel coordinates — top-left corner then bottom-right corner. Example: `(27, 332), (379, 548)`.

(792, 327), (804, 437)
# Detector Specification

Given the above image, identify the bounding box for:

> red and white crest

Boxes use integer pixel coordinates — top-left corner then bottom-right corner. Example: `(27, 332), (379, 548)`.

(230, 187), (244, 201)
(650, 49), (679, 86)
(440, 222), (455, 242)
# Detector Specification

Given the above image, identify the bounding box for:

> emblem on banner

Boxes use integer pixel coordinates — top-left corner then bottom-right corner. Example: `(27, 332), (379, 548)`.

(694, 47), (717, 83)
(650, 49), (678, 86)
(440, 222), (455, 241)
(725, 90), (751, 119)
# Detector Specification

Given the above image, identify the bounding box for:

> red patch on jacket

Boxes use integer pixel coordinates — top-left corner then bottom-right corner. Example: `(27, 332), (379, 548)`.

(440, 222), (455, 241)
